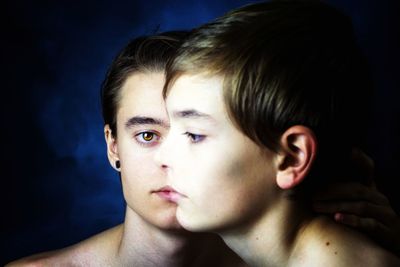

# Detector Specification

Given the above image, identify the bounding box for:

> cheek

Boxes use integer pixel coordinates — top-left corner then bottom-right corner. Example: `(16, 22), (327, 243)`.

(179, 158), (261, 230)
(189, 153), (249, 205)
(193, 148), (274, 216)
(225, 155), (252, 182)
(118, 142), (161, 185)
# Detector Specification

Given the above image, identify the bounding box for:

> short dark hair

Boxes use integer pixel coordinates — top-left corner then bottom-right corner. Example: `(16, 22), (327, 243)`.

(101, 31), (188, 137)
(165, 1), (373, 190)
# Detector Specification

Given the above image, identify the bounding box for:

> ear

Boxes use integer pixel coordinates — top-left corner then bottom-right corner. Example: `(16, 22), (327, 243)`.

(104, 124), (120, 171)
(276, 125), (317, 189)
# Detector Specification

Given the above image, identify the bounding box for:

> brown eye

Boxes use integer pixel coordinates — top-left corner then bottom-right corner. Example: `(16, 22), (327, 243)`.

(142, 132), (154, 141)
(134, 131), (161, 147)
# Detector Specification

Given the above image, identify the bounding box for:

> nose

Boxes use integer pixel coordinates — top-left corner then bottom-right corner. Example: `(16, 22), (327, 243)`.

(154, 130), (174, 172)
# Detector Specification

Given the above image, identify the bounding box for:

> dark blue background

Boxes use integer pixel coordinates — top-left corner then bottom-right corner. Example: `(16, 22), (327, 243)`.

(1, 0), (399, 264)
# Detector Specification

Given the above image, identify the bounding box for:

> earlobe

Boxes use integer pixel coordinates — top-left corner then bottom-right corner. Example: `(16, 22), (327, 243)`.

(276, 126), (317, 189)
(104, 125), (120, 171)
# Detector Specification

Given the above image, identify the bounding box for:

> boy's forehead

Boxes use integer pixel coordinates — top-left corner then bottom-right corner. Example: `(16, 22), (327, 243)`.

(167, 73), (231, 123)
(168, 74), (223, 103)
(170, 73), (223, 93)
(120, 72), (164, 104)
(118, 72), (167, 119)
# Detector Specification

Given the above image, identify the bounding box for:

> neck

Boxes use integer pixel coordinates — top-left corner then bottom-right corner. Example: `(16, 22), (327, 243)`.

(116, 207), (217, 267)
(220, 194), (312, 267)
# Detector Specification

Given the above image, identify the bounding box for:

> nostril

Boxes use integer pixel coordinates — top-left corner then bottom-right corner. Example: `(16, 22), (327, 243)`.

(161, 164), (169, 169)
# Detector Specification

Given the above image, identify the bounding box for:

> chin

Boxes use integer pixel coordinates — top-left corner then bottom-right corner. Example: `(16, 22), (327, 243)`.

(160, 219), (184, 230)
(176, 209), (235, 234)
(152, 209), (187, 231)
(156, 220), (190, 234)
(176, 210), (214, 233)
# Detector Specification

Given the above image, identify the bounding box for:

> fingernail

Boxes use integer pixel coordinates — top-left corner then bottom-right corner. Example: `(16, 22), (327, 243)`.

(334, 213), (344, 221)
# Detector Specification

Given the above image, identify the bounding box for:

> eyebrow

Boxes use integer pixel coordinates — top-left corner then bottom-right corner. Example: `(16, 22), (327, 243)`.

(172, 109), (215, 122)
(125, 116), (169, 129)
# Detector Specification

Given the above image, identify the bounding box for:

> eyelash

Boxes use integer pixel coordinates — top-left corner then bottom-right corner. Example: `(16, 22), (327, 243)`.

(183, 132), (206, 143)
(134, 131), (161, 147)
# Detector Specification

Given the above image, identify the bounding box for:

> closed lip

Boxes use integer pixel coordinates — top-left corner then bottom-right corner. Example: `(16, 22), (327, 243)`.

(152, 186), (187, 202)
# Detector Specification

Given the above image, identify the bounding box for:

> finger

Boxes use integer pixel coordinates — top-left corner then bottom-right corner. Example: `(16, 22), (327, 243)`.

(313, 201), (394, 225)
(313, 182), (389, 205)
(334, 213), (392, 241)
(351, 147), (375, 183)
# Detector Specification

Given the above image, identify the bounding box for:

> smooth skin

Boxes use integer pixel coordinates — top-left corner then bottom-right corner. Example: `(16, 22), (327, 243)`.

(6, 72), (246, 267)
(156, 73), (400, 267)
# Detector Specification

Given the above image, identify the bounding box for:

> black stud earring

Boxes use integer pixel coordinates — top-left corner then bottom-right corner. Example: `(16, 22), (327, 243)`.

(116, 160), (120, 169)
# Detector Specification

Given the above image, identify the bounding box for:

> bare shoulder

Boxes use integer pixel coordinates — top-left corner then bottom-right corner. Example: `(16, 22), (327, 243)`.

(292, 217), (400, 267)
(5, 225), (123, 267)
(296, 217), (400, 267)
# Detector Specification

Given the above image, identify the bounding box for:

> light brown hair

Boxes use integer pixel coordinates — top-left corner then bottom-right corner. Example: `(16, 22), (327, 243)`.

(164, 0), (373, 189)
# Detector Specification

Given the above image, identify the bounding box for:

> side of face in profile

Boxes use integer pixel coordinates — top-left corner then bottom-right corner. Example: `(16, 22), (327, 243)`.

(156, 0), (374, 233)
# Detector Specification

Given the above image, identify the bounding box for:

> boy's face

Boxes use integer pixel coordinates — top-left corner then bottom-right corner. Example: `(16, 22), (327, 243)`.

(158, 74), (279, 232)
(108, 71), (183, 230)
